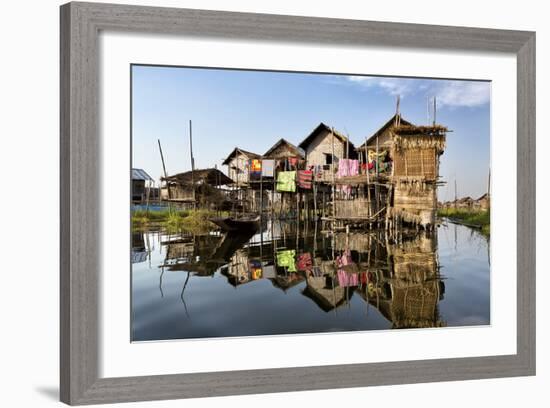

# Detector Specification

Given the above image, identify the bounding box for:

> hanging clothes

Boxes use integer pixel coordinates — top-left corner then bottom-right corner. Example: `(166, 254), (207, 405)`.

(276, 249), (296, 272)
(336, 250), (353, 268)
(368, 150), (387, 162)
(251, 159), (262, 172)
(249, 259), (262, 280)
(288, 157), (298, 168)
(297, 170), (313, 189)
(337, 184), (352, 199)
(337, 159), (359, 178)
(276, 171), (296, 192)
(261, 159), (275, 177)
(337, 270), (359, 287)
(249, 159), (262, 181)
(296, 253), (312, 271)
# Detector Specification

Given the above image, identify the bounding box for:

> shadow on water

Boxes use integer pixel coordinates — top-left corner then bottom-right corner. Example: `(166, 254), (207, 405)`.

(131, 220), (490, 341)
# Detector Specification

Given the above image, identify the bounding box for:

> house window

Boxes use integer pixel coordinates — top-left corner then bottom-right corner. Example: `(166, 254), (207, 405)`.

(324, 153), (338, 165)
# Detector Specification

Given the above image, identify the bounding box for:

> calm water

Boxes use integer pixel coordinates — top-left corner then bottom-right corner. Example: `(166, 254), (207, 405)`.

(131, 221), (490, 341)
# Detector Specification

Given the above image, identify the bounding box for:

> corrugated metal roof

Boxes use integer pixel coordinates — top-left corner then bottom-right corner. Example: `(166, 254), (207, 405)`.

(132, 168), (154, 181)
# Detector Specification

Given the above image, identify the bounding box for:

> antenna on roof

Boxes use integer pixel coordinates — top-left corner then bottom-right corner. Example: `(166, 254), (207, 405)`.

(433, 96), (437, 126)
(344, 127), (350, 159)
(395, 95), (401, 126)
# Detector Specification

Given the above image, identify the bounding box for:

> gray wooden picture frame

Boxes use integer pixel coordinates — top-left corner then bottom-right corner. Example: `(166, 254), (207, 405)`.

(60, 1), (536, 405)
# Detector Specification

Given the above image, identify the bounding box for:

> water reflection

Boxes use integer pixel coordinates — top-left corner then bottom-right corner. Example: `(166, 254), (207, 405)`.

(131, 220), (489, 341)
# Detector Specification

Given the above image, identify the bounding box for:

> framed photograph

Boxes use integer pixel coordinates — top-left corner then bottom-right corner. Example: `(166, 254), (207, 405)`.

(60, 1), (535, 405)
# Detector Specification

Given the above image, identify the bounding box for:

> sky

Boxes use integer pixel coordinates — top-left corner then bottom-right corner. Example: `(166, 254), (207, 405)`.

(132, 65), (490, 201)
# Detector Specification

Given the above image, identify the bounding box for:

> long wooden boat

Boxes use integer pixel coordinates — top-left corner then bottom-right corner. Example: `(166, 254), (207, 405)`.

(210, 215), (261, 232)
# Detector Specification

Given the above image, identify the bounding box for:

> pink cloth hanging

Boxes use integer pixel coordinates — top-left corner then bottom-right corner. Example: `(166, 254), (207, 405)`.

(337, 270), (359, 287)
(337, 159), (359, 178)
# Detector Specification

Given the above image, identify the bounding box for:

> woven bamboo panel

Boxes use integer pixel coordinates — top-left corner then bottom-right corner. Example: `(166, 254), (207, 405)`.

(334, 198), (372, 218)
(393, 148), (436, 178)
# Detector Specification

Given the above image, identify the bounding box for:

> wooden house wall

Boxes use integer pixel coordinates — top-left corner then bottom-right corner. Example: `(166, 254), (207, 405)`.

(365, 130), (393, 150)
(160, 185), (194, 202)
(305, 275), (346, 309)
(304, 128), (346, 168)
(226, 154), (251, 185)
(265, 143), (301, 159)
(226, 250), (251, 285)
(393, 183), (437, 226)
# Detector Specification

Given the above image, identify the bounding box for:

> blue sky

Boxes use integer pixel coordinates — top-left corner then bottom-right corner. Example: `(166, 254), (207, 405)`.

(132, 65), (490, 201)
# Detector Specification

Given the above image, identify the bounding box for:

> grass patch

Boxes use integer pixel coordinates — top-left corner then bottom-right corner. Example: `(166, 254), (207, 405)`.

(438, 208), (490, 236)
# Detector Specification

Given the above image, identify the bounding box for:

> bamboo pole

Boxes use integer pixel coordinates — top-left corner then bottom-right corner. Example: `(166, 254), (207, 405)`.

(454, 177), (457, 209)
(157, 139), (172, 212)
(313, 178), (318, 220)
(189, 120), (196, 210)
(365, 136), (371, 221)
(331, 127), (336, 222)
(260, 167), (263, 217)
(433, 96), (437, 126)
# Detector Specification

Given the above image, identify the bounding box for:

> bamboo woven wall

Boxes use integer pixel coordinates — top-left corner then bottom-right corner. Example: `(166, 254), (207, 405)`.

(390, 282), (442, 328)
(393, 147), (437, 179)
(333, 232), (372, 252)
(393, 182), (437, 226)
(334, 198), (373, 219)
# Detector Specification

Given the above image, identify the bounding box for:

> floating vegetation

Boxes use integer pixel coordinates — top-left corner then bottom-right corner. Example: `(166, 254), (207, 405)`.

(438, 208), (490, 236)
(132, 208), (227, 234)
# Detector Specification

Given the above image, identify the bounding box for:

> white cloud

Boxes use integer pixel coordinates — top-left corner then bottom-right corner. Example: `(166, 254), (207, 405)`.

(433, 81), (490, 108)
(346, 76), (414, 97)
(343, 75), (490, 108)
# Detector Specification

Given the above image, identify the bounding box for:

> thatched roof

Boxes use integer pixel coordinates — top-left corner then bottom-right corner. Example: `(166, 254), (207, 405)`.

(222, 147), (261, 166)
(263, 138), (304, 159)
(392, 133), (446, 152)
(162, 168), (233, 186)
(298, 122), (355, 151)
(393, 124), (448, 136)
(357, 114), (414, 151)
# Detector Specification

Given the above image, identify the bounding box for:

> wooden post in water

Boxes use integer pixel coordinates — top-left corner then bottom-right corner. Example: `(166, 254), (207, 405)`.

(157, 139), (171, 212)
(296, 190), (300, 225)
(272, 173), (275, 217)
(331, 127), (336, 224)
(189, 120), (196, 210)
(313, 178), (318, 220)
(365, 136), (372, 223)
(454, 177), (458, 209)
(375, 135), (380, 225)
(260, 164), (263, 217)
(145, 178), (151, 213)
